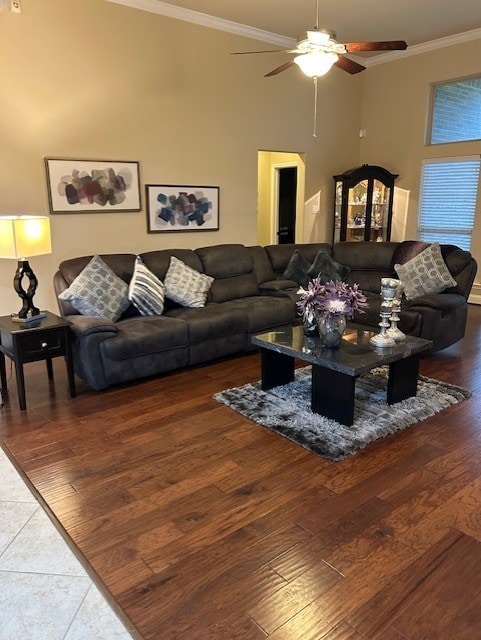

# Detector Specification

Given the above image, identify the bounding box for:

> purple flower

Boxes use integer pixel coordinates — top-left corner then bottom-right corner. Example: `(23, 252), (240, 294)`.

(297, 278), (368, 320)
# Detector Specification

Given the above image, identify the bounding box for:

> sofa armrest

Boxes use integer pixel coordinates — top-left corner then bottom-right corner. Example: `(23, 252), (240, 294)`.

(404, 292), (466, 313)
(259, 279), (298, 292)
(66, 314), (119, 338)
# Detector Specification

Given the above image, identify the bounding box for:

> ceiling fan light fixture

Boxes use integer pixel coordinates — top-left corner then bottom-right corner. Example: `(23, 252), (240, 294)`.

(294, 51), (338, 77)
(306, 28), (335, 46)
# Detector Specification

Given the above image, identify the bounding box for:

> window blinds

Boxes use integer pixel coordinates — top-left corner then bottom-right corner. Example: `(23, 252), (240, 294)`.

(418, 157), (480, 251)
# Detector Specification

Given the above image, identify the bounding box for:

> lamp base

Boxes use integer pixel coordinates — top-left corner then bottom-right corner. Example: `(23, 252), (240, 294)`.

(11, 311), (47, 324)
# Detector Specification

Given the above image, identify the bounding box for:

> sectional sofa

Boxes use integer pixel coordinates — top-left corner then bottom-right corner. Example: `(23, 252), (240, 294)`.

(54, 241), (477, 390)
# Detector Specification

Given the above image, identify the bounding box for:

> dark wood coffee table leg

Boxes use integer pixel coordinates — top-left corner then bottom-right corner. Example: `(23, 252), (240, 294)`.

(311, 365), (356, 426)
(387, 354), (420, 404)
(260, 348), (295, 390)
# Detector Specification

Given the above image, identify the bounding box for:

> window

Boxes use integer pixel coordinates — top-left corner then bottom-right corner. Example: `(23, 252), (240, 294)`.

(418, 157), (480, 251)
(429, 77), (481, 144)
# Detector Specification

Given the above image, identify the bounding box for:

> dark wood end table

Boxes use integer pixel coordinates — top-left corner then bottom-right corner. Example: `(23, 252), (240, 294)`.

(0, 311), (76, 411)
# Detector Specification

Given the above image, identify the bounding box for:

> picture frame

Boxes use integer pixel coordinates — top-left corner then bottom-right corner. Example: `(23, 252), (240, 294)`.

(146, 184), (219, 233)
(45, 158), (141, 214)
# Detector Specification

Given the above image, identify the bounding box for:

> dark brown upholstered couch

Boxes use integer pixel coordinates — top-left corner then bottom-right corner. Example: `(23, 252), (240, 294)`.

(54, 241), (477, 390)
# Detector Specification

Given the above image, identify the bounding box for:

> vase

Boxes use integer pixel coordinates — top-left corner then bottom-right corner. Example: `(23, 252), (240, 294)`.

(318, 313), (347, 348)
(303, 310), (318, 336)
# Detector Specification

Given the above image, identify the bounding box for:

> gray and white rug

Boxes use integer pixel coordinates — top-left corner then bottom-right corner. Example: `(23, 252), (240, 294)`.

(214, 366), (471, 461)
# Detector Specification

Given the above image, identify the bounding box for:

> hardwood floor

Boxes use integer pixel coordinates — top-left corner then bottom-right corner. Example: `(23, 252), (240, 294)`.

(1, 306), (481, 639)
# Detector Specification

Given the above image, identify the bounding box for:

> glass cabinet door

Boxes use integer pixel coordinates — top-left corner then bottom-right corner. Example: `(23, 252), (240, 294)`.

(346, 179), (368, 242)
(371, 179), (391, 242)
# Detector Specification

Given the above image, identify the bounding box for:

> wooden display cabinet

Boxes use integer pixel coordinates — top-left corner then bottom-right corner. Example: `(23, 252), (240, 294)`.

(333, 164), (398, 243)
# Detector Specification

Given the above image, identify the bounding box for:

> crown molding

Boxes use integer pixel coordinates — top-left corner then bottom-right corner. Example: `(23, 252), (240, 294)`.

(105, 0), (481, 68)
(105, 0), (296, 48)
(365, 27), (481, 67)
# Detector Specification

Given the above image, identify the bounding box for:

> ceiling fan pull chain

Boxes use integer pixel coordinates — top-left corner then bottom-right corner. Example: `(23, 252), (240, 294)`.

(313, 76), (318, 138)
(315, 0), (320, 29)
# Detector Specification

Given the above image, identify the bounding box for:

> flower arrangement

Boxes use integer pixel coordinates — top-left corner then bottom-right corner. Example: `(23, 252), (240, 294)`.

(297, 277), (369, 322)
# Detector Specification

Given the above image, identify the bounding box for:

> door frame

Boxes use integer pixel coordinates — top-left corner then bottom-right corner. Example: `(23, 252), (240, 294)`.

(270, 161), (305, 245)
(257, 151), (305, 247)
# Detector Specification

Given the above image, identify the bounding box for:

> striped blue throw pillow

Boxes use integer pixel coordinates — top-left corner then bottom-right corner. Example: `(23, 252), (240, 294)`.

(128, 256), (165, 315)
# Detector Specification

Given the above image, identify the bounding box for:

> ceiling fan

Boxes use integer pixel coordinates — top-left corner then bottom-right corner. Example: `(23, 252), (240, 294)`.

(232, 0), (407, 79)
(231, 0), (407, 136)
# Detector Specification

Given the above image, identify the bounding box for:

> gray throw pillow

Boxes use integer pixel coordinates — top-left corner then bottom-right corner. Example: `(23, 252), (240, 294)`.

(58, 254), (130, 321)
(308, 250), (351, 283)
(394, 242), (457, 300)
(164, 255), (214, 307)
(128, 256), (165, 316)
(282, 250), (312, 288)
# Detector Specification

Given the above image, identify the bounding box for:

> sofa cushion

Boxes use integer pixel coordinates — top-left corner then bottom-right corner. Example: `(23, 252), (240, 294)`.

(128, 256), (165, 316)
(248, 245), (276, 284)
(394, 242), (457, 300)
(196, 244), (259, 303)
(164, 256), (214, 308)
(101, 316), (189, 360)
(140, 249), (203, 281)
(58, 254), (130, 321)
(165, 304), (247, 344)
(222, 296), (295, 333)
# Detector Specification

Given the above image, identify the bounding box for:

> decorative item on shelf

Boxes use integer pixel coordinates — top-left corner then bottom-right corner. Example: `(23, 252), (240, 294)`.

(370, 277), (401, 347)
(387, 280), (406, 342)
(0, 215), (52, 323)
(297, 277), (368, 348)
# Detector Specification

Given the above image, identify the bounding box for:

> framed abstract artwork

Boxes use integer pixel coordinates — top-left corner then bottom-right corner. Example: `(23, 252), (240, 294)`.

(45, 158), (141, 214)
(146, 184), (219, 233)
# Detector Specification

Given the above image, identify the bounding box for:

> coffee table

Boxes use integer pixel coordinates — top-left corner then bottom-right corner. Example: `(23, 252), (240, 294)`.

(251, 323), (433, 426)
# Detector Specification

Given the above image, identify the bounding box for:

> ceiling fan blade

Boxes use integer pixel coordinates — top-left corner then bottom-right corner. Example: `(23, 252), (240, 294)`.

(265, 60), (296, 77)
(345, 41), (408, 52)
(231, 49), (291, 55)
(335, 55), (366, 74)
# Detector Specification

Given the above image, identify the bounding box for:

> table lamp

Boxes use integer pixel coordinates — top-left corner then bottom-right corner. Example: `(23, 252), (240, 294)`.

(0, 215), (52, 323)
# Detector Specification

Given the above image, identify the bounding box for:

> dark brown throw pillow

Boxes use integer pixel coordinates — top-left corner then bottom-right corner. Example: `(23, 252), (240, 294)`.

(283, 249), (351, 288)
(308, 250), (351, 283)
(282, 250), (312, 288)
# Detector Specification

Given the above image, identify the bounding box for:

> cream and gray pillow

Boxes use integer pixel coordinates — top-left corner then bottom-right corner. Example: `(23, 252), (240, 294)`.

(394, 242), (456, 300)
(58, 254), (130, 321)
(164, 255), (214, 307)
(128, 256), (165, 316)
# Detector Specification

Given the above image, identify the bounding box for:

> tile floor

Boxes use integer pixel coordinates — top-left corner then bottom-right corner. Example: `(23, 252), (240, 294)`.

(0, 446), (133, 640)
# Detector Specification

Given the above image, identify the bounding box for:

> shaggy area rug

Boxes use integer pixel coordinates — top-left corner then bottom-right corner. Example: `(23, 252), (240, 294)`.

(214, 366), (471, 461)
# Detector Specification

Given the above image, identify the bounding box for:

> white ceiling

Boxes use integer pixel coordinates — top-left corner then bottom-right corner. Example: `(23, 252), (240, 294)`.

(109, 0), (481, 60)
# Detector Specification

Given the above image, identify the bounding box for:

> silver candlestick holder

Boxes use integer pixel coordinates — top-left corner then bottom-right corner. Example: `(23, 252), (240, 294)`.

(387, 280), (406, 342)
(370, 277), (397, 348)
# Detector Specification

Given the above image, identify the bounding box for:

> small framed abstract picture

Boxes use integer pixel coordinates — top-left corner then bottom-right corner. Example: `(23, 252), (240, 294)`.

(45, 158), (141, 213)
(146, 184), (219, 233)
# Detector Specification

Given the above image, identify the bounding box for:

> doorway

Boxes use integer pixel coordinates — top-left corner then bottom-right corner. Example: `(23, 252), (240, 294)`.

(277, 167), (297, 244)
(257, 151), (306, 246)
